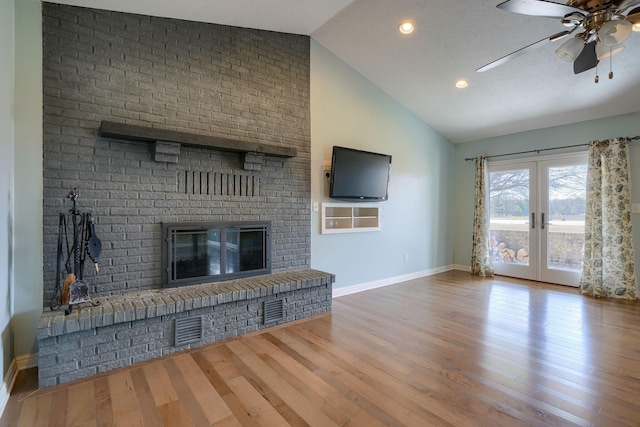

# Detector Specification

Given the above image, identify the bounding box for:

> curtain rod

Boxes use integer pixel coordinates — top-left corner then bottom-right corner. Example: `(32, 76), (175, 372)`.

(464, 135), (640, 161)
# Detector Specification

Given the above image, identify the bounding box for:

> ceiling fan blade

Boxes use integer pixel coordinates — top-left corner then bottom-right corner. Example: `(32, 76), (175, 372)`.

(626, 11), (640, 22)
(476, 31), (569, 72)
(617, 0), (640, 13)
(573, 41), (598, 74)
(497, 0), (584, 18)
(549, 30), (572, 41)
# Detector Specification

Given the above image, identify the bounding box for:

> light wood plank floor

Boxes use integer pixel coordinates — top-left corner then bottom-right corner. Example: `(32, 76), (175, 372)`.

(2, 270), (640, 426)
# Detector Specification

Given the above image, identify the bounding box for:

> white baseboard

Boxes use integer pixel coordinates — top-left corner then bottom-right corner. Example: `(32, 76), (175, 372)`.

(332, 264), (458, 298)
(452, 264), (470, 272)
(15, 353), (38, 371)
(0, 352), (38, 418)
(0, 359), (18, 418)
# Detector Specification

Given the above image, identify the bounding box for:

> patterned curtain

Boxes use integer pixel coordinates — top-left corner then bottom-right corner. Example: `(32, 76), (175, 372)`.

(581, 138), (637, 299)
(471, 156), (494, 277)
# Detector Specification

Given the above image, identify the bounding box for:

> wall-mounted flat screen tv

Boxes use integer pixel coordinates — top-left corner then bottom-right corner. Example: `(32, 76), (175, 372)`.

(329, 146), (392, 201)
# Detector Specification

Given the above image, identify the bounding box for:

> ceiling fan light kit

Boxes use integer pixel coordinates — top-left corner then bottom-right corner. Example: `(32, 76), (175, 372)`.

(595, 40), (625, 59)
(556, 36), (586, 61)
(478, 0), (640, 83)
(600, 18), (633, 44)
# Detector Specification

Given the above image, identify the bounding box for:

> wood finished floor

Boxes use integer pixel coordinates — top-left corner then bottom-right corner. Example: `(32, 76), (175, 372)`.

(2, 270), (640, 426)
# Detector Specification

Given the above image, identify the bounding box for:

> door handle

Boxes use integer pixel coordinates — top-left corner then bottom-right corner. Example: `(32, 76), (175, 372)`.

(541, 213), (545, 230)
(531, 212), (535, 229)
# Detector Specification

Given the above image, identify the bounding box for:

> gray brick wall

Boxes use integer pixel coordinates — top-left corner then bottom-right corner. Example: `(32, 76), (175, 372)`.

(42, 4), (311, 304)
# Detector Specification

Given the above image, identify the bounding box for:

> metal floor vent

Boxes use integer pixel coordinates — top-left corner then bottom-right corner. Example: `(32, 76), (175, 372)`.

(264, 299), (284, 324)
(175, 315), (203, 346)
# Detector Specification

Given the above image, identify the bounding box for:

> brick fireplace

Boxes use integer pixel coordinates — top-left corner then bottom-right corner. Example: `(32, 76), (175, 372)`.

(39, 4), (330, 387)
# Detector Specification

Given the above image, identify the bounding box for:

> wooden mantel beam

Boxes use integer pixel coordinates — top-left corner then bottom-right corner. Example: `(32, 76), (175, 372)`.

(98, 121), (297, 158)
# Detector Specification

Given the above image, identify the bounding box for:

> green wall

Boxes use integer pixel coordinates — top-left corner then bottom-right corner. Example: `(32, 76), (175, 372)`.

(1, 0), (16, 382)
(453, 112), (640, 273)
(310, 40), (455, 289)
(11, 0), (42, 359)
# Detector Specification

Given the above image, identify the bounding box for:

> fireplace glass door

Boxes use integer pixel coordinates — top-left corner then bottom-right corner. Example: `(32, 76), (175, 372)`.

(163, 221), (271, 287)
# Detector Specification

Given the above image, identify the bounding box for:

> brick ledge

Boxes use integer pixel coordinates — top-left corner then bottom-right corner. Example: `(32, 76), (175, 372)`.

(38, 270), (334, 339)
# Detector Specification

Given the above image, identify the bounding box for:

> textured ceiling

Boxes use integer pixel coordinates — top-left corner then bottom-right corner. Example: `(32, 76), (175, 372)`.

(48, 0), (640, 143)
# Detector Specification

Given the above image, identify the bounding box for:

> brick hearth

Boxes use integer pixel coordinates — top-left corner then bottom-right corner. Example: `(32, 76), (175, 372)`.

(38, 270), (333, 388)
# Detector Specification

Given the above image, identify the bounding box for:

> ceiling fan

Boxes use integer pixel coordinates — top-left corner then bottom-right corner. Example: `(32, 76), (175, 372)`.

(477, 0), (640, 79)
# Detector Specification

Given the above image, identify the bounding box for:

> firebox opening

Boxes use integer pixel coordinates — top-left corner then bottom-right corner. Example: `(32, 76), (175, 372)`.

(162, 221), (271, 288)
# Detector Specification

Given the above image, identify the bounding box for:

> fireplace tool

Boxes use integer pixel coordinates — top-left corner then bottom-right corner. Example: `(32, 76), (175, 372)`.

(51, 187), (101, 315)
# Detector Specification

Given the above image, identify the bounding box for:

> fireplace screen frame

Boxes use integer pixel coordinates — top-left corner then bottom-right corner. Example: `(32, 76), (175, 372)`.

(162, 221), (271, 288)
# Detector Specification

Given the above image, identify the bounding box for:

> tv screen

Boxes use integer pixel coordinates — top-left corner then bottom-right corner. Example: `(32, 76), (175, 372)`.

(329, 146), (392, 201)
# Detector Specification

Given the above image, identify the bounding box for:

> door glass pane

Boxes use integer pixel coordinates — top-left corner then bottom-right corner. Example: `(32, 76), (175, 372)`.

(547, 164), (587, 271)
(489, 169), (530, 265)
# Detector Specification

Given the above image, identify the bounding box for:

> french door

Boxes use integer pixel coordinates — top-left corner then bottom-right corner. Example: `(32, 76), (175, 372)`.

(488, 153), (588, 286)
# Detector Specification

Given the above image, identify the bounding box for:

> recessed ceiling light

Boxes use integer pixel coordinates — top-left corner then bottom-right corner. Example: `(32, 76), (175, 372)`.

(455, 79), (468, 89)
(399, 21), (414, 35)
(633, 23), (640, 32)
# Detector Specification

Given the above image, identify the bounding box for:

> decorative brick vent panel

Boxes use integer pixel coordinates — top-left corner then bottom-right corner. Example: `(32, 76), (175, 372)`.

(38, 270), (334, 388)
(179, 170), (259, 197)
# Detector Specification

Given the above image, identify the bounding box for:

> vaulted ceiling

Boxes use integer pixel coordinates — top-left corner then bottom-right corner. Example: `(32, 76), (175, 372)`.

(49, 0), (640, 143)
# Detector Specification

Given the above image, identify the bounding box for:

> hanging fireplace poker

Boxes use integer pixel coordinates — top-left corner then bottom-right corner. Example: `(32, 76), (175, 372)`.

(51, 187), (101, 315)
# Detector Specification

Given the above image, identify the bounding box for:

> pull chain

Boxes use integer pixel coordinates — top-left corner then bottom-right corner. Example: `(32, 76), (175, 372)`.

(609, 47), (613, 80)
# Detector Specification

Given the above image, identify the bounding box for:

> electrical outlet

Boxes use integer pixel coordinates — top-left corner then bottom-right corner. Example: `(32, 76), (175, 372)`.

(632, 203), (640, 214)
(404, 253), (409, 262)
